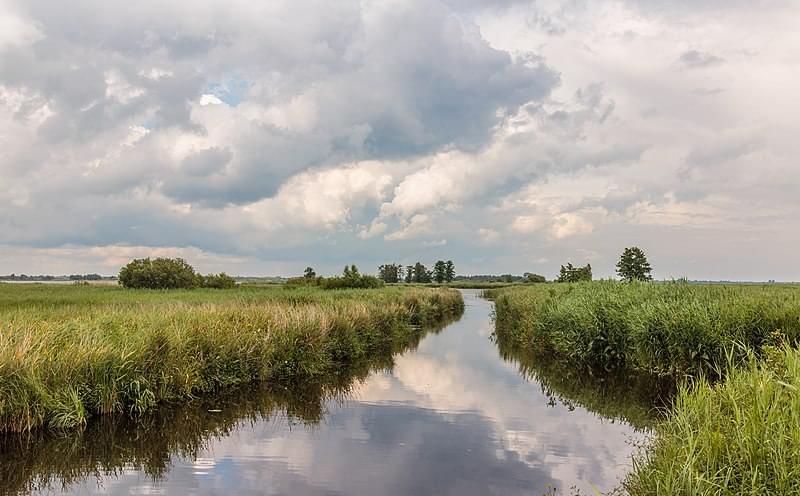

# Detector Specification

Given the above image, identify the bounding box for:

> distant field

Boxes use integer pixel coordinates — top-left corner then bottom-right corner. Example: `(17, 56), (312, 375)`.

(0, 284), (463, 432)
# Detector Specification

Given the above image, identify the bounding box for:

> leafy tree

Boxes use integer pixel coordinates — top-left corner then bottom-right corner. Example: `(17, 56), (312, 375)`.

(378, 263), (403, 283)
(500, 274), (514, 283)
(616, 246), (653, 282)
(404, 265), (414, 283)
(303, 267), (316, 279)
(556, 263), (592, 283)
(433, 260), (447, 283)
(412, 262), (432, 283)
(118, 258), (201, 289)
(524, 272), (546, 283)
(445, 260), (455, 282)
(203, 273), (237, 289)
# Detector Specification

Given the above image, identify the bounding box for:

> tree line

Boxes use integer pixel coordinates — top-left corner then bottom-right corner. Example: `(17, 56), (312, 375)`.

(114, 245), (653, 291)
(376, 260), (455, 283)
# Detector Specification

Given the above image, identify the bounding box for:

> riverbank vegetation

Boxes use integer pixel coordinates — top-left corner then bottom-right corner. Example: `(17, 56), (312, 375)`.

(488, 281), (800, 495)
(625, 345), (800, 495)
(488, 281), (800, 378)
(0, 284), (463, 432)
(0, 314), (450, 495)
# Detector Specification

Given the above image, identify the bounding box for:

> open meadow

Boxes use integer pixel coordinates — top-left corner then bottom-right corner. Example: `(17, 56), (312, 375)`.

(0, 283), (463, 433)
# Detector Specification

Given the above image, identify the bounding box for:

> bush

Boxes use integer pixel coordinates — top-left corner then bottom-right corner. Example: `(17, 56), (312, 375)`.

(320, 275), (383, 290)
(202, 273), (237, 289)
(319, 265), (384, 290)
(118, 258), (201, 289)
(286, 276), (322, 288)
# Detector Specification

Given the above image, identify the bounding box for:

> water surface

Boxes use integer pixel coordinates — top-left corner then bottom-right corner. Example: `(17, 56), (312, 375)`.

(2, 290), (657, 495)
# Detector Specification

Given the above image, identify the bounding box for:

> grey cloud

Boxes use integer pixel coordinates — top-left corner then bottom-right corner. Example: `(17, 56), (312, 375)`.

(679, 49), (725, 68)
(1, 0), (558, 210)
(180, 147), (233, 177)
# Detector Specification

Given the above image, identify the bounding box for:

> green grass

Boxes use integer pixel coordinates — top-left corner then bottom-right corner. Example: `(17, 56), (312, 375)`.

(487, 281), (800, 494)
(1, 319), (445, 495)
(625, 345), (800, 495)
(487, 281), (800, 377)
(0, 283), (463, 432)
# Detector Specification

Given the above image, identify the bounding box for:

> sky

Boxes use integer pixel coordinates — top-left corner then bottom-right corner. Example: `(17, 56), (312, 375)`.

(0, 0), (798, 280)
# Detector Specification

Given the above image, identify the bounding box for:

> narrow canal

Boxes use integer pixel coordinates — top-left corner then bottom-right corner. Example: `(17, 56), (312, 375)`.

(2, 290), (653, 495)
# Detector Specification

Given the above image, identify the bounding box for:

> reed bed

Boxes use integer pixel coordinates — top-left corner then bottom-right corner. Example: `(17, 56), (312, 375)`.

(625, 345), (800, 495)
(0, 284), (464, 432)
(488, 281), (800, 377)
(488, 282), (800, 494)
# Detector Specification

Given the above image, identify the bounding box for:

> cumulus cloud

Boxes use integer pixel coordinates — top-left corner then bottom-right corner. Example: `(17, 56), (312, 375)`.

(1, 0), (799, 279)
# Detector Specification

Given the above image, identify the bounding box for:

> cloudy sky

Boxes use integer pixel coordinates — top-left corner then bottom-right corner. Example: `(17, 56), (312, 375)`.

(1, 0), (798, 280)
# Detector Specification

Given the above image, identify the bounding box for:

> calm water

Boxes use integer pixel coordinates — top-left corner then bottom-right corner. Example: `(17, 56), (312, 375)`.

(2, 290), (659, 495)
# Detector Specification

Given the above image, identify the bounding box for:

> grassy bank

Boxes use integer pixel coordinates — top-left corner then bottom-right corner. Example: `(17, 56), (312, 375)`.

(0, 284), (463, 432)
(488, 281), (800, 377)
(488, 282), (800, 494)
(1, 317), (443, 495)
(625, 345), (800, 495)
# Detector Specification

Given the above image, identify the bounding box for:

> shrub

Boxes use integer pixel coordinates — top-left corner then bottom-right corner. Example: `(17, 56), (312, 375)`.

(202, 273), (237, 289)
(286, 276), (323, 287)
(118, 258), (201, 289)
(320, 275), (383, 290)
(320, 265), (384, 290)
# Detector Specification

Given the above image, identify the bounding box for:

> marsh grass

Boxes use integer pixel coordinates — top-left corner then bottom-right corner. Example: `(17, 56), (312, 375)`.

(0, 317), (449, 495)
(487, 281), (800, 377)
(0, 284), (463, 432)
(624, 345), (800, 495)
(488, 282), (800, 494)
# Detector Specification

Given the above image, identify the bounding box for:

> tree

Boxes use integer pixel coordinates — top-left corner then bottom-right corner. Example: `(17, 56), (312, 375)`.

(524, 272), (546, 283)
(378, 263), (403, 283)
(433, 260), (447, 283)
(616, 246), (653, 282)
(410, 262), (431, 283)
(303, 267), (316, 279)
(404, 265), (414, 283)
(118, 258), (201, 289)
(556, 263), (592, 283)
(445, 260), (455, 282)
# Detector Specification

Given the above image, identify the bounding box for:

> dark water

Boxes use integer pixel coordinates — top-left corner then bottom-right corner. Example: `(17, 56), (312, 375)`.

(1, 290), (663, 495)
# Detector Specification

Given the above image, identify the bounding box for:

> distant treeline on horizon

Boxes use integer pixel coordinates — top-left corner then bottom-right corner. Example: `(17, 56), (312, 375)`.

(0, 273), (117, 281)
(0, 274), (794, 285)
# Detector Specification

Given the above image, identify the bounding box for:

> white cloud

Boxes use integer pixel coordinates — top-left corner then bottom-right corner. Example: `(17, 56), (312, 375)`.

(385, 214), (434, 241)
(1, 0), (799, 279)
